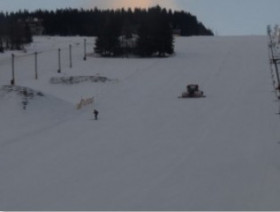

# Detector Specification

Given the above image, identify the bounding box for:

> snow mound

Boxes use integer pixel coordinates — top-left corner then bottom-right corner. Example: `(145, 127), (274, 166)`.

(1, 85), (44, 110)
(0, 84), (76, 114)
(0, 85), (78, 146)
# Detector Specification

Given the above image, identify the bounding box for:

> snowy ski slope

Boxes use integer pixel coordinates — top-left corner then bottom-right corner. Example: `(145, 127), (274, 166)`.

(1, 35), (280, 210)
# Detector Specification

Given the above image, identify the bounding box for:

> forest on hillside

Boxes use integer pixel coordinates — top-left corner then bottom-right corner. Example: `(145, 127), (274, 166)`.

(2, 7), (213, 36)
(0, 6), (213, 55)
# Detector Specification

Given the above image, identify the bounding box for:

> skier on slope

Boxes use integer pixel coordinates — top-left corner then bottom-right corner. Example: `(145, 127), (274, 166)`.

(93, 109), (99, 120)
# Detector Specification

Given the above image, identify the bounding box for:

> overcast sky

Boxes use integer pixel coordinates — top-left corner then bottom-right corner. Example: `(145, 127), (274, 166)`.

(1, 0), (280, 35)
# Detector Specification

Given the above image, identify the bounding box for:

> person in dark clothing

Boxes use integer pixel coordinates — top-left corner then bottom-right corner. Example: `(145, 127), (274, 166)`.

(93, 109), (99, 120)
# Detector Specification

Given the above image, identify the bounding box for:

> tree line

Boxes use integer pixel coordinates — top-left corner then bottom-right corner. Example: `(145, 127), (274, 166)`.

(0, 13), (32, 52)
(95, 6), (176, 57)
(2, 7), (213, 36)
(0, 6), (213, 54)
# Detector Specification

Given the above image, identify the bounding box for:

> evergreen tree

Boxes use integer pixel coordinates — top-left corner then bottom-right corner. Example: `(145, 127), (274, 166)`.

(94, 14), (121, 56)
(24, 23), (32, 44)
(136, 21), (154, 57)
(0, 16), (4, 52)
(136, 6), (174, 57)
(156, 20), (174, 56)
(151, 7), (174, 56)
(0, 37), (3, 53)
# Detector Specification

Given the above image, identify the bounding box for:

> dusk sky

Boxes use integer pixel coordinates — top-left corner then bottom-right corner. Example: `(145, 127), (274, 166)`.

(1, 0), (280, 35)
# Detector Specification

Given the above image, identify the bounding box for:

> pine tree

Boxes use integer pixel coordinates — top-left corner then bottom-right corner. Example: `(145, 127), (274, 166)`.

(152, 7), (174, 56)
(136, 6), (174, 57)
(24, 23), (32, 44)
(0, 37), (3, 53)
(94, 14), (121, 56)
(136, 21), (154, 57)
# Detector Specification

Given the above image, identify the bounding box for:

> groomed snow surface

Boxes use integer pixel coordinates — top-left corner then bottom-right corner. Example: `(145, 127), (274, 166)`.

(1, 35), (280, 210)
